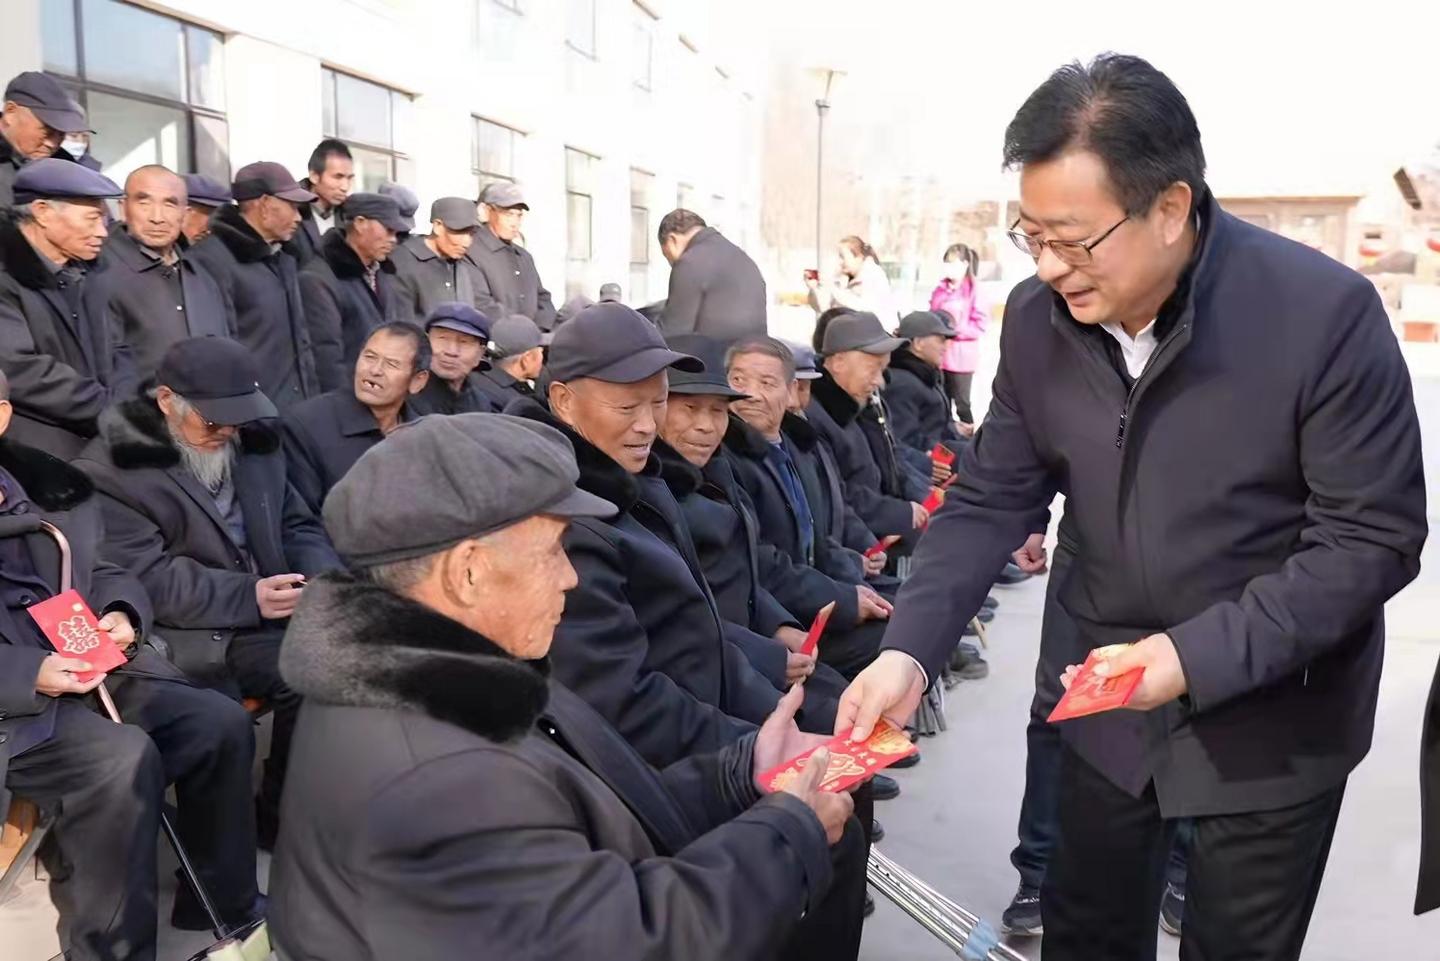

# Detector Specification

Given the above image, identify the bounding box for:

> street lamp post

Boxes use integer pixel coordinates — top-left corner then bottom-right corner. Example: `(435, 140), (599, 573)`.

(814, 68), (841, 272)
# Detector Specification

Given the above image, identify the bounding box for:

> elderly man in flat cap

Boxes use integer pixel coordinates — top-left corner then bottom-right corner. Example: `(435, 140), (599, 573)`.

(299, 191), (409, 391)
(268, 413), (865, 961)
(389, 197), (487, 324)
(1, 71), (92, 205)
(472, 181), (556, 329)
(179, 173), (231, 247)
(509, 303), (844, 771)
(474, 312), (547, 410)
(0, 158), (137, 458)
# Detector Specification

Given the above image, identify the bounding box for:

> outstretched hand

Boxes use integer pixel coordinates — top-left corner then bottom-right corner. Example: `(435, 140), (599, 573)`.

(834, 650), (925, 741)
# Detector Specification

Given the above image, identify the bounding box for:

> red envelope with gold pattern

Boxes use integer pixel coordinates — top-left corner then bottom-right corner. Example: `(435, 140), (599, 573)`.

(1047, 645), (1145, 722)
(798, 601), (836, 657)
(930, 443), (956, 468)
(759, 719), (919, 794)
(28, 590), (126, 683)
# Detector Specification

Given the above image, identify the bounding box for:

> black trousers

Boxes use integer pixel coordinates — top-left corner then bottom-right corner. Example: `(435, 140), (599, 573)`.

(226, 627), (301, 824)
(1042, 745), (1344, 961)
(5, 678), (258, 961)
(783, 813), (868, 961)
(943, 370), (974, 424)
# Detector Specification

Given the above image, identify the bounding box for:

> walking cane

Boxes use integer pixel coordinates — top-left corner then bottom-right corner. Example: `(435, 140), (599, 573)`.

(34, 520), (269, 959)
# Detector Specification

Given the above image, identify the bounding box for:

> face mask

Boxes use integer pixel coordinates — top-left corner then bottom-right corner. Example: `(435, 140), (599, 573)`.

(945, 260), (969, 281)
(61, 138), (88, 160)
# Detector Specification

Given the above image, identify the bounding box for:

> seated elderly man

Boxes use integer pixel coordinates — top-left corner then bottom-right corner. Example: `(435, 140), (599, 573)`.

(0, 370), (260, 960)
(886, 311), (965, 485)
(76, 336), (340, 846)
(268, 413), (865, 961)
(409, 302), (495, 415)
(510, 304), (839, 769)
(282, 321), (429, 514)
(475, 313), (547, 410)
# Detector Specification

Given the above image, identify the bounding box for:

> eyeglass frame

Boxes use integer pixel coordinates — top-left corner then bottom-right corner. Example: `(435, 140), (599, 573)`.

(1007, 215), (1129, 266)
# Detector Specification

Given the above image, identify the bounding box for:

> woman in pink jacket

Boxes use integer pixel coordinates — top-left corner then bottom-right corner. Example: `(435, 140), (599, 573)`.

(929, 243), (988, 431)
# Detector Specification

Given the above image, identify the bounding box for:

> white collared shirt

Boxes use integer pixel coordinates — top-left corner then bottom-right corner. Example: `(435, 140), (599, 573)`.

(313, 208), (335, 236)
(1100, 318), (1158, 380)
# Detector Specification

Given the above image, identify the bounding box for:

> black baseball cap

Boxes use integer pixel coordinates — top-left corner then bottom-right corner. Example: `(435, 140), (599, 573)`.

(4, 72), (91, 133)
(156, 337), (277, 425)
(821, 311), (907, 356)
(547, 303), (701, 384)
(11, 159), (120, 205)
(231, 161), (316, 203)
(378, 181), (418, 231)
(897, 310), (957, 340)
(489, 314), (550, 358)
(431, 197), (481, 231)
(344, 192), (409, 233)
(425, 302), (491, 341)
(665, 334), (748, 399)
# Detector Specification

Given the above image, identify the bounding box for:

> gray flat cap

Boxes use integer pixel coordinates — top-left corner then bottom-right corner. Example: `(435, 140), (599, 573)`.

(481, 181), (528, 210)
(324, 413), (616, 567)
(897, 310), (956, 340)
(821, 311), (907, 356)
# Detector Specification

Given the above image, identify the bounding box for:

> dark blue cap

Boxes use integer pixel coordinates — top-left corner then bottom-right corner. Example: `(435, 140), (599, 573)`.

(182, 173), (231, 207)
(665, 334), (747, 398)
(424, 301), (491, 340)
(12, 158), (121, 205)
(4, 72), (90, 133)
(784, 340), (822, 380)
(547, 302), (702, 384)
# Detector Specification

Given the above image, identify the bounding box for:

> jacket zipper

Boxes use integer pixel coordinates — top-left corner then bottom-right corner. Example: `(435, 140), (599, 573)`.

(1113, 324), (1189, 449)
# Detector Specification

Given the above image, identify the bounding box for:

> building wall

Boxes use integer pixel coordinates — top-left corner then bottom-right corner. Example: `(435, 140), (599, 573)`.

(2, 0), (764, 308)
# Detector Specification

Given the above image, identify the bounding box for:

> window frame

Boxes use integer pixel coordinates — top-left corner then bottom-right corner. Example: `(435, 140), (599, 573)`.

(565, 0), (598, 59)
(40, 0), (230, 180)
(473, 116), (523, 193)
(320, 67), (414, 187)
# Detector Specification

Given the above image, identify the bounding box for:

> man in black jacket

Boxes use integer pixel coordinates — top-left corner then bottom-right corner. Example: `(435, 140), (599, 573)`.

(476, 312), (545, 409)
(86, 165), (234, 380)
(840, 54), (1427, 961)
(187, 162), (321, 413)
(0, 159), (135, 459)
(282, 321), (428, 514)
(886, 310), (964, 478)
(0, 370), (261, 959)
(657, 209), (767, 340)
(389, 197), (487, 323)
(513, 304), (837, 770)
(298, 192), (406, 391)
(286, 139), (354, 266)
(77, 337), (341, 845)
(410, 302), (495, 415)
(269, 412), (864, 961)
(471, 182), (556, 329)
(0, 72), (89, 206)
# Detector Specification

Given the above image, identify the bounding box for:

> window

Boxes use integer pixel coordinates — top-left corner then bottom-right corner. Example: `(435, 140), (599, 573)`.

(474, 117), (522, 197)
(632, 4), (656, 91)
(566, 148), (598, 299)
(677, 182), (696, 210)
(566, 0), (597, 57)
(321, 69), (414, 192)
(630, 169), (654, 304)
(40, 0), (229, 185)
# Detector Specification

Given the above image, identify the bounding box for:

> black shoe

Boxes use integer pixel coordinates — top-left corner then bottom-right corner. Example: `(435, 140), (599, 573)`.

(982, 594), (999, 611)
(870, 819), (885, 843)
(1000, 884), (1042, 936)
(977, 607), (995, 624)
(870, 773), (900, 800)
(948, 643), (990, 680)
(172, 887), (267, 933)
(995, 562), (1031, 586)
(963, 619), (980, 636)
(864, 892), (876, 917)
(1159, 882), (1184, 936)
(890, 748), (921, 769)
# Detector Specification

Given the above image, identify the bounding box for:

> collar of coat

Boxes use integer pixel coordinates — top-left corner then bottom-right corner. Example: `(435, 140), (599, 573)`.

(0, 209), (64, 291)
(279, 570), (549, 744)
(0, 437), (94, 512)
(653, 437), (703, 498)
(811, 368), (861, 428)
(320, 226), (396, 280)
(105, 226), (185, 274)
(721, 412), (772, 461)
(780, 410), (820, 452)
(208, 203), (280, 264)
(506, 397), (652, 515)
(887, 346), (941, 387)
(98, 396), (279, 472)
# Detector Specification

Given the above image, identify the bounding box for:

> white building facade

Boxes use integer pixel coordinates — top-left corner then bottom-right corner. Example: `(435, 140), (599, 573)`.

(0, 0), (765, 306)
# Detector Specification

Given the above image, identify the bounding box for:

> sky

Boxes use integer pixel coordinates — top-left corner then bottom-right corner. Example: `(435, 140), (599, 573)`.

(750, 0), (1439, 210)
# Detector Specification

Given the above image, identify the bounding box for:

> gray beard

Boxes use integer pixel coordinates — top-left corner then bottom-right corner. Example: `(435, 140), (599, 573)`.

(167, 421), (236, 492)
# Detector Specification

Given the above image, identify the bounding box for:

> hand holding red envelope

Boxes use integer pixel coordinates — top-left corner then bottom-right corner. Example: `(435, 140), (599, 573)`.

(798, 601), (836, 657)
(930, 443), (956, 468)
(28, 590), (127, 683)
(758, 719), (918, 794)
(1047, 644), (1145, 722)
(863, 534), (901, 559)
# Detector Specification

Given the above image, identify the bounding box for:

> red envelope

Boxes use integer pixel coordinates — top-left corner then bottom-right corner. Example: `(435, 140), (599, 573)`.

(758, 719), (919, 794)
(863, 534), (901, 559)
(921, 487), (946, 515)
(1047, 646), (1145, 723)
(799, 601), (836, 657)
(930, 443), (956, 468)
(28, 590), (127, 683)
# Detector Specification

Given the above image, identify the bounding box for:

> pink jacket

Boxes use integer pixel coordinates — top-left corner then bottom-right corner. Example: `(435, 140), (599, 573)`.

(930, 277), (988, 373)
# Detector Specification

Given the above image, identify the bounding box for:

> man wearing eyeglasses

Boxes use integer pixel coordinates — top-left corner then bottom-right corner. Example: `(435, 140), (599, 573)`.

(77, 336), (341, 849)
(837, 54), (1426, 961)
